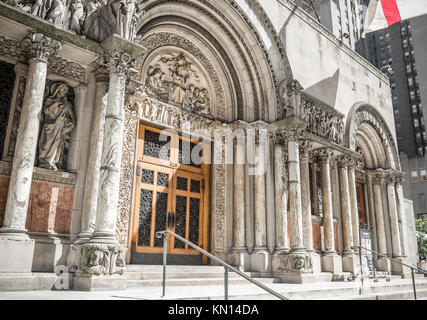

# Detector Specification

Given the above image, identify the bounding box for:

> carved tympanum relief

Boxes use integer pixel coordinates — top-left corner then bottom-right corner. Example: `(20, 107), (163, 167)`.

(38, 81), (75, 171)
(144, 53), (211, 116)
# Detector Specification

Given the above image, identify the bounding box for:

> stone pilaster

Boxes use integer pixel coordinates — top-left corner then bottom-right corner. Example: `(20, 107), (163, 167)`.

(0, 32), (61, 273)
(318, 148), (342, 274)
(74, 35), (145, 291)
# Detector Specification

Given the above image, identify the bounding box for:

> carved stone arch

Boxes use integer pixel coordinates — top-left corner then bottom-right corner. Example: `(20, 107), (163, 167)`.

(136, 0), (291, 122)
(345, 103), (400, 170)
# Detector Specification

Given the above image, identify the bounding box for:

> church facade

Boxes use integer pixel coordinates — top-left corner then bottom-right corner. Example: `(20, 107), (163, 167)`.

(0, 0), (419, 290)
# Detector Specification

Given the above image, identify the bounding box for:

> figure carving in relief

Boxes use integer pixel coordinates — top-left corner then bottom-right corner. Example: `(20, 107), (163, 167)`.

(145, 66), (168, 102)
(161, 53), (200, 104)
(70, 0), (84, 34)
(47, 0), (65, 25)
(38, 82), (75, 171)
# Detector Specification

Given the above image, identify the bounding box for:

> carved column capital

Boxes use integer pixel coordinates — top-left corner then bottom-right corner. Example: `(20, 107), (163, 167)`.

(92, 57), (110, 83)
(336, 155), (351, 169)
(299, 140), (312, 159)
(317, 148), (334, 163)
(104, 51), (139, 78)
(371, 169), (386, 185)
(279, 127), (305, 142)
(21, 32), (61, 63)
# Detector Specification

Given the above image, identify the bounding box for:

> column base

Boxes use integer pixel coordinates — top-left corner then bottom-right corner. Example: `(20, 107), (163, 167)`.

(321, 253), (343, 274)
(250, 249), (271, 273)
(390, 257), (406, 275)
(342, 254), (359, 274)
(0, 233), (35, 273)
(377, 258), (391, 273)
(309, 252), (322, 274)
(73, 273), (127, 291)
(229, 249), (250, 272)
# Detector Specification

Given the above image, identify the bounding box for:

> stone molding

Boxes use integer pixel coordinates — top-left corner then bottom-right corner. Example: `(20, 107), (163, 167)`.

(0, 161), (77, 186)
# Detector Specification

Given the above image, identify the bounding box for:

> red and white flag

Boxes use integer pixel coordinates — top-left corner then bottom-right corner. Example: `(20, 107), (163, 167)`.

(363, 0), (427, 36)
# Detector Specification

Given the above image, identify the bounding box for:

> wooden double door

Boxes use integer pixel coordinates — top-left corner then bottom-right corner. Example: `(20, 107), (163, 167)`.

(132, 125), (210, 264)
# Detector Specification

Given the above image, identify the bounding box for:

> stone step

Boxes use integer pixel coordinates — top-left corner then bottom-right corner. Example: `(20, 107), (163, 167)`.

(0, 273), (60, 292)
(126, 271), (244, 281)
(127, 277), (276, 288)
(126, 265), (226, 273)
(332, 289), (427, 300)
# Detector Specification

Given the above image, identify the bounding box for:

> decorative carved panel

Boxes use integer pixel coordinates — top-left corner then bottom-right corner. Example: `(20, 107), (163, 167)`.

(0, 61), (15, 157)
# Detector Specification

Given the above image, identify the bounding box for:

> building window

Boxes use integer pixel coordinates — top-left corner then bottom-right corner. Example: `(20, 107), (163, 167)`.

(421, 170), (427, 182)
(420, 193), (426, 210)
(414, 119), (419, 128)
(411, 171), (419, 183)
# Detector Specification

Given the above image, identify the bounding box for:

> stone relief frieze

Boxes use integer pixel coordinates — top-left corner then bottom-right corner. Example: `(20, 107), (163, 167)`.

(0, 35), (86, 83)
(3, 0), (147, 42)
(144, 53), (211, 116)
(302, 96), (345, 146)
(38, 81), (75, 171)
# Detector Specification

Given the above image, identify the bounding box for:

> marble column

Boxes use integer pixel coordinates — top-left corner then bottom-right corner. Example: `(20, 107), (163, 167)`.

(273, 136), (289, 254)
(253, 139), (268, 253)
(0, 33), (61, 273)
(338, 156), (358, 273)
(385, 173), (402, 258)
(287, 133), (304, 253)
(232, 135), (246, 252)
(395, 176), (407, 257)
(348, 161), (360, 248)
(372, 170), (390, 272)
(319, 148), (342, 273)
(78, 64), (109, 242)
(300, 141), (313, 253)
(337, 157), (354, 254)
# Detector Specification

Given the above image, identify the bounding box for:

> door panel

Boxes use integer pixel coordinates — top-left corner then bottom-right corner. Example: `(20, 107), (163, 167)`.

(132, 125), (210, 262)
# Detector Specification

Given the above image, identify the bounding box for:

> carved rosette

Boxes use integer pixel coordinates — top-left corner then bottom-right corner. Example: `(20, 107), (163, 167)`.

(21, 32), (61, 62)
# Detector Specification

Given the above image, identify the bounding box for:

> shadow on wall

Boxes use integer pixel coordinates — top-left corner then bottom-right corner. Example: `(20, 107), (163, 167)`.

(304, 69), (340, 108)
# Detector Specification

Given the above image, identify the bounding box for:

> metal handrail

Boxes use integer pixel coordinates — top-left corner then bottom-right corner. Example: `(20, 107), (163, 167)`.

(156, 230), (288, 300)
(352, 245), (427, 300)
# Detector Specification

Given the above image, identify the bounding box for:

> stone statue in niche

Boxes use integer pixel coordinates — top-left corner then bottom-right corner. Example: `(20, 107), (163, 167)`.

(47, 0), (65, 25)
(38, 82), (75, 171)
(70, 0), (85, 34)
